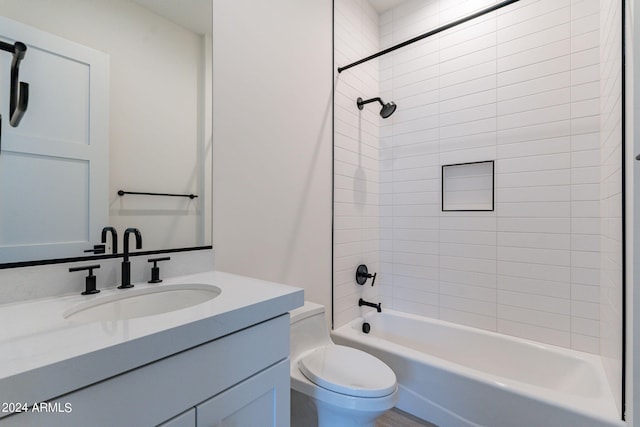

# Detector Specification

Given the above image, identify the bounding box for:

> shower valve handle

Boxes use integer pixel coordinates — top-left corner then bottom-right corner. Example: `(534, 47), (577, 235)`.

(356, 264), (377, 286)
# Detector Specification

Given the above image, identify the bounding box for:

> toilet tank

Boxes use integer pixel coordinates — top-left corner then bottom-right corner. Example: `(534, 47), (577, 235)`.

(290, 301), (332, 359)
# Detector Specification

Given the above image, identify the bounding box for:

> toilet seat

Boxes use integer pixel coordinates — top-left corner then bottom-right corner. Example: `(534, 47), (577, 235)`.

(298, 345), (396, 398)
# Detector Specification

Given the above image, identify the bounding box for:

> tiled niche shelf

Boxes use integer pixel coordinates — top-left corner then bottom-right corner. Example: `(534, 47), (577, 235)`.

(441, 160), (494, 212)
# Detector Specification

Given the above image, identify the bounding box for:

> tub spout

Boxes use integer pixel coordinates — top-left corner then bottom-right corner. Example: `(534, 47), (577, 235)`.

(359, 298), (381, 313)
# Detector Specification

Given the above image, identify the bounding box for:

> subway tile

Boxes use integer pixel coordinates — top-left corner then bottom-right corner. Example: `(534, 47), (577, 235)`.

(498, 105), (570, 131)
(571, 184), (600, 200)
(441, 268), (497, 288)
(497, 186), (570, 203)
(498, 275), (570, 299)
(440, 242), (497, 260)
(497, 120), (571, 145)
(498, 39), (570, 73)
(497, 136), (570, 159)
(497, 201), (570, 218)
(571, 64), (599, 85)
(571, 47), (599, 69)
(498, 231), (570, 250)
(440, 61), (497, 89)
(498, 246), (571, 266)
(439, 104), (497, 127)
(571, 218), (600, 234)
(497, 4), (570, 43)
(440, 294), (496, 317)
(498, 152), (570, 173)
(571, 333), (599, 354)
(498, 260), (570, 282)
(572, 283), (600, 302)
(571, 166), (600, 184)
(392, 299), (440, 320)
(571, 115), (600, 134)
(440, 75), (497, 101)
(440, 308), (497, 332)
(497, 72), (571, 101)
(498, 24), (570, 58)
(498, 319), (570, 348)
(571, 234), (600, 251)
(497, 88), (570, 116)
(571, 30), (599, 52)
(572, 300), (599, 319)
(498, 304), (570, 331)
(571, 81), (599, 101)
(440, 47), (496, 75)
(498, 217), (570, 234)
(440, 229), (497, 245)
(498, 56), (571, 87)
(440, 256), (497, 274)
(498, 290), (570, 315)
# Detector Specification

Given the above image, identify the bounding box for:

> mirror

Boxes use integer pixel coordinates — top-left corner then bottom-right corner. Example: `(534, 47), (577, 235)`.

(0, 0), (212, 265)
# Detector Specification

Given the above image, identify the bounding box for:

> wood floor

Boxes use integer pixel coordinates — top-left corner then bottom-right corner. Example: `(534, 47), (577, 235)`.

(376, 408), (438, 427)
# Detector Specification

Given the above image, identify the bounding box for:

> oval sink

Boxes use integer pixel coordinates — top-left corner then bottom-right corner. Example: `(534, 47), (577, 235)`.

(63, 284), (221, 322)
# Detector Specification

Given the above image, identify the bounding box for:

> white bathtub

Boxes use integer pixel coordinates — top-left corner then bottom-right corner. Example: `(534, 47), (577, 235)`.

(331, 309), (624, 427)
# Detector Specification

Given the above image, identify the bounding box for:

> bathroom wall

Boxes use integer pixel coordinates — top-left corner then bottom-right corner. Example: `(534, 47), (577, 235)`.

(211, 0), (333, 310)
(334, 0), (615, 354)
(333, 0), (382, 327)
(599, 0), (624, 413)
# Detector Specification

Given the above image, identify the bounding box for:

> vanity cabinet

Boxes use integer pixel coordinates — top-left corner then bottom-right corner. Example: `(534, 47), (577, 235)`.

(4, 314), (291, 427)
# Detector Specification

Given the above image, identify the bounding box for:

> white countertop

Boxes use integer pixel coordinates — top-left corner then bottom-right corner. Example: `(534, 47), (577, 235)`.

(0, 270), (303, 409)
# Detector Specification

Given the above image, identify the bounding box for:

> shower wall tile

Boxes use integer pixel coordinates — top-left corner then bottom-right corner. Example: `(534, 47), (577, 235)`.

(334, 0), (381, 328)
(371, 0), (603, 351)
(335, 0), (616, 369)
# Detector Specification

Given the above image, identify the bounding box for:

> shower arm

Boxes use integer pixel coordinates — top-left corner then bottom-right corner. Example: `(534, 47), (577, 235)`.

(357, 97), (384, 109)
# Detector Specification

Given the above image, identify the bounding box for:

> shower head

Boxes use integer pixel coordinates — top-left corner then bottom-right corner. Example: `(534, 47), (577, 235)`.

(357, 97), (397, 119)
(379, 101), (397, 118)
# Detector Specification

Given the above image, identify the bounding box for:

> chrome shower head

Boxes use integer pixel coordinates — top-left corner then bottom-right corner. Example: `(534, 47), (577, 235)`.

(357, 97), (397, 119)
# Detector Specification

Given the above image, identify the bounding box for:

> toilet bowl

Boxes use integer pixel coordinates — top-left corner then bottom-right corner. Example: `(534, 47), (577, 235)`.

(290, 301), (398, 427)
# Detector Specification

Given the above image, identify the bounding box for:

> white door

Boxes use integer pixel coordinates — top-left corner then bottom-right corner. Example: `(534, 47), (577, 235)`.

(0, 16), (109, 263)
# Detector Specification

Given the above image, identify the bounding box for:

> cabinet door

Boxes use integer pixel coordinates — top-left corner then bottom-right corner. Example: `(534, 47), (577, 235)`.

(196, 359), (290, 427)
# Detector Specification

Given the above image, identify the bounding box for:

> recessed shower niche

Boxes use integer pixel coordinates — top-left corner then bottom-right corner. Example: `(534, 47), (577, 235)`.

(441, 161), (494, 212)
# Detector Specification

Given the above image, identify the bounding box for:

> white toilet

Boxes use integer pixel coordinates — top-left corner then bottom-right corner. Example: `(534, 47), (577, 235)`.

(289, 301), (398, 427)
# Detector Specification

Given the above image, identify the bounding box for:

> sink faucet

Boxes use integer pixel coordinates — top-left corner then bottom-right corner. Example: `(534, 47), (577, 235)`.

(101, 226), (118, 254)
(118, 227), (142, 289)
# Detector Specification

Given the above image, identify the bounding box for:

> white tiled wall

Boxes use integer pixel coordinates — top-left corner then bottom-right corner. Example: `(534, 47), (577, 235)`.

(333, 0), (623, 355)
(334, 0), (381, 327)
(599, 0), (623, 412)
(373, 0), (603, 353)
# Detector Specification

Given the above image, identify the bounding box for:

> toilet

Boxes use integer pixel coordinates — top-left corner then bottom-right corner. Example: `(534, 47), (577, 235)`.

(289, 301), (398, 427)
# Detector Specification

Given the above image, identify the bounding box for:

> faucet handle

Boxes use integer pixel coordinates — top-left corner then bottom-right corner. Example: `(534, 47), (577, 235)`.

(355, 264), (377, 286)
(148, 257), (170, 283)
(69, 264), (101, 295)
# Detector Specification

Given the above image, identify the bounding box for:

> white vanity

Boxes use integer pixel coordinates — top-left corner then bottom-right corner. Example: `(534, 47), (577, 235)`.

(0, 270), (303, 426)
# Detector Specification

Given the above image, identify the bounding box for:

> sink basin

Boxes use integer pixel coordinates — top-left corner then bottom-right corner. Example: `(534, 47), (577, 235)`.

(63, 284), (222, 322)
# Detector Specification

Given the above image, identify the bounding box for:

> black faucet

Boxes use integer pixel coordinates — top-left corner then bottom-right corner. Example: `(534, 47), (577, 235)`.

(359, 298), (382, 313)
(118, 228), (142, 289)
(101, 226), (118, 254)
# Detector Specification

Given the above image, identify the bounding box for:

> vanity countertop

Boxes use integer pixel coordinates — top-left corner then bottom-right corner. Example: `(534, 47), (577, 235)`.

(0, 270), (303, 409)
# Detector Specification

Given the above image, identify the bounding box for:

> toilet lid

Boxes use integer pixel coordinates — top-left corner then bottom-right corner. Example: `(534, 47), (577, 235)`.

(298, 345), (396, 398)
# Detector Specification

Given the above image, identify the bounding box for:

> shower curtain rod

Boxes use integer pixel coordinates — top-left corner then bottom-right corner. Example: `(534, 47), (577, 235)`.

(337, 0), (521, 74)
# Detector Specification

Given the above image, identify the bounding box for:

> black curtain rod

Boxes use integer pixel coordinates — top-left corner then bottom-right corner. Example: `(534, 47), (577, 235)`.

(337, 0), (521, 73)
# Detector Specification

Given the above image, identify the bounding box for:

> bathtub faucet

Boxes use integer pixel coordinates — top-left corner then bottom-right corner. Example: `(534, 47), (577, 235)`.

(359, 298), (381, 313)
